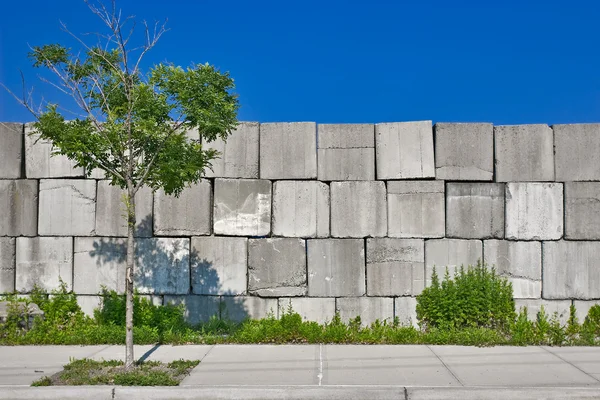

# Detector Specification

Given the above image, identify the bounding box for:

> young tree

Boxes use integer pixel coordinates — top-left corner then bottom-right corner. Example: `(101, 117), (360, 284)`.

(9, 0), (238, 367)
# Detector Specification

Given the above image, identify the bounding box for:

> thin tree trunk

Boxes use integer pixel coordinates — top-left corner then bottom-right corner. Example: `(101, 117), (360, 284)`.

(125, 188), (136, 369)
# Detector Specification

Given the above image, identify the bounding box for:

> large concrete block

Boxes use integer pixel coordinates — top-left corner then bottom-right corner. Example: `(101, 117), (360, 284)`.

(554, 124), (600, 181)
(307, 239), (365, 297)
(38, 179), (96, 236)
(336, 297), (394, 326)
(375, 121), (435, 179)
(394, 297), (418, 328)
(330, 181), (386, 238)
(248, 238), (306, 297)
(565, 182), (600, 240)
(0, 122), (23, 178)
(154, 180), (211, 236)
(317, 124), (375, 180)
(366, 238), (424, 296)
(446, 183), (505, 239)
(24, 124), (84, 178)
(543, 241), (600, 300)
(259, 122), (317, 179)
(220, 296), (278, 322)
(514, 299), (571, 325)
(191, 237), (247, 295)
(16, 237), (73, 293)
(203, 122), (259, 178)
(505, 183), (563, 240)
(165, 295), (220, 325)
(434, 123), (493, 181)
(573, 300), (600, 323)
(76, 295), (102, 317)
(387, 181), (444, 238)
(95, 181), (153, 237)
(278, 297), (336, 324)
(213, 179), (272, 236)
(483, 240), (541, 299)
(272, 181), (329, 238)
(494, 124), (554, 182)
(0, 238), (16, 293)
(135, 238), (190, 295)
(425, 239), (482, 286)
(73, 237), (126, 295)
(318, 123), (375, 149)
(0, 180), (38, 236)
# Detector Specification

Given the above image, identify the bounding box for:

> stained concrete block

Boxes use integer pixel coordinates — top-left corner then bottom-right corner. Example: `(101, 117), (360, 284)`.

(213, 179), (272, 236)
(278, 297), (336, 324)
(95, 181), (153, 237)
(375, 121), (435, 179)
(73, 237), (126, 295)
(446, 183), (505, 239)
(565, 182), (600, 240)
(154, 180), (211, 236)
(259, 122), (317, 179)
(24, 124), (84, 178)
(494, 124), (554, 182)
(0, 180), (38, 236)
(505, 183), (563, 240)
(0, 122), (23, 178)
(135, 238), (190, 295)
(337, 297), (394, 326)
(272, 181), (329, 238)
(330, 181), (386, 238)
(38, 179), (96, 236)
(164, 295), (220, 325)
(318, 123), (375, 149)
(387, 181), (445, 238)
(425, 239), (482, 286)
(554, 124), (600, 181)
(394, 297), (419, 328)
(0, 238), (16, 293)
(220, 296), (278, 322)
(203, 122), (259, 178)
(317, 124), (375, 180)
(16, 237), (73, 293)
(573, 300), (600, 323)
(366, 238), (424, 296)
(514, 299), (571, 325)
(248, 238), (306, 297)
(483, 240), (542, 299)
(191, 236), (247, 295)
(434, 123), (494, 181)
(543, 241), (600, 300)
(307, 239), (365, 297)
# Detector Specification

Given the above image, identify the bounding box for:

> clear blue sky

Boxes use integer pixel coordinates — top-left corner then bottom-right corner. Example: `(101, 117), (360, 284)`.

(1, 0), (599, 124)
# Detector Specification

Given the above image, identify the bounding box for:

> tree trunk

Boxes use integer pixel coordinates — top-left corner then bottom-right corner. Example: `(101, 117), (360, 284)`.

(125, 189), (136, 369)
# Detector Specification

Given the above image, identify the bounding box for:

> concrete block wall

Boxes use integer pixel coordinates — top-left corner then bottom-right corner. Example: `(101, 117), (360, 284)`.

(1, 121), (600, 326)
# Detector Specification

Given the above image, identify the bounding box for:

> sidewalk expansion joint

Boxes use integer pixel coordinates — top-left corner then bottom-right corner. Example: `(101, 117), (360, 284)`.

(540, 346), (600, 384)
(425, 345), (464, 386)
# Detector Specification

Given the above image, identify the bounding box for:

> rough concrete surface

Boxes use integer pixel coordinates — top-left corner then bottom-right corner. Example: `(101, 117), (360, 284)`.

(272, 181), (329, 237)
(565, 182), (600, 240)
(317, 123), (375, 180)
(514, 299), (572, 324)
(0, 238), (16, 293)
(154, 181), (212, 236)
(554, 123), (600, 181)
(260, 122), (317, 179)
(203, 122), (260, 178)
(395, 297), (418, 328)
(0, 180), (38, 236)
(191, 236), (247, 295)
(387, 181), (445, 238)
(0, 122), (23, 178)
(446, 183), (505, 239)
(95, 181), (153, 237)
(38, 179), (96, 236)
(24, 124), (84, 178)
(425, 239), (482, 286)
(164, 295), (220, 325)
(278, 297), (336, 324)
(330, 181), (387, 237)
(336, 297), (394, 326)
(73, 237), (126, 295)
(134, 238), (190, 295)
(220, 296), (278, 321)
(15, 237), (73, 293)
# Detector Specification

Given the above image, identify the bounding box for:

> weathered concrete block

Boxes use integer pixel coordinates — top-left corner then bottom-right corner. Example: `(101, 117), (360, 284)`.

(0, 238), (16, 293)
(318, 123), (375, 149)
(260, 122), (317, 179)
(0, 123), (23, 178)
(24, 124), (84, 178)
(573, 300), (600, 323)
(213, 179), (272, 236)
(366, 238), (424, 296)
(76, 295), (102, 317)
(95, 181), (153, 237)
(248, 238), (306, 297)
(394, 297), (418, 328)
(16, 237), (73, 293)
(543, 241), (600, 300)
(154, 180), (211, 236)
(203, 122), (259, 178)
(307, 239), (365, 297)
(220, 296), (278, 322)
(425, 239), (482, 286)
(387, 181), (444, 238)
(164, 295), (220, 325)
(565, 182), (600, 240)
(330, 181), (386, 238)
(135, 238), (190, 295)
(446, 183), (505, 239)
(494, 124), (554, 182)
(434, 123), (493, 181)
(505, 183), (563, 240)
(514, 299), (571, 325)
(272, 181), (329, 238)
(38, 179), (96, 236)
(483, 240), (541, 299)
(375, 121), (435, 179)
(0, 180), (38, 236)
(317, 124), (375, 180)
(278, 297), (336, 324)
(191, 236), (247, 295)
(73, 237), (126, 295)
(337, 297), (394, 326)
(555, 124), (600, 181)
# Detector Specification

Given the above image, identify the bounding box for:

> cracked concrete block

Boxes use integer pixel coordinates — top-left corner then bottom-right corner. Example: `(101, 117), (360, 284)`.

(425, 239), (482, 286)
(337, 297), (394, 326)
(164, 295), (220, 325)
(394, 297), (418, 328)
(555, 124), (600, 181)
(331, 181), (386, 238)
(307, 239), (365, 297)
(494, 124), (554, 182)
(16, 237), (73, 293)
(0, 238), (16, 293)
(483, 240), (541, 299)
(154, 180), (211, 236)
(191, 236), (247, 295)
(95, 181), (153, 237)
(272, 181), (329, 238)
(0, 122), (23, 178)
(573, 300), (600, 323)
(248, 238), (306, 297)
(135, 238), (190, 295)
(24, 124), (84, 178)
(203, 122), (259, 178)
(38, 179), (96, 236)
(505, 183), (563, 240)
(565, 182), (600, 240)
(543, 241), (600, 300)
(375, 121), (435, 179)
(515, 299), (571, 325)
(220, 296), (278, 322)
(317, 124), (375, 180)
(366, 238), (424, 296)
(0, 180), (38, 236)
(434, 123), (494, 181)
(73, 237), (126, 295)
(387, 181), (445, 238)
(260, 122), (317, 179)
(446, 183), (505, 239)
(213, 179), (271, 236)
(278, 297), (336, 324)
